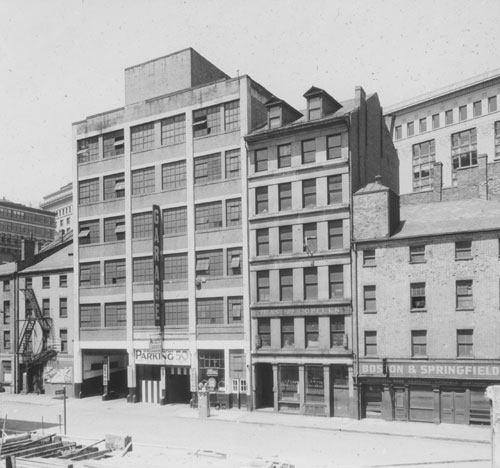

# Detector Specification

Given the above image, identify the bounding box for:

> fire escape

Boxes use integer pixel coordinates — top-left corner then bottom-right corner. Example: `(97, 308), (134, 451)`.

(18, 288), (57, 369)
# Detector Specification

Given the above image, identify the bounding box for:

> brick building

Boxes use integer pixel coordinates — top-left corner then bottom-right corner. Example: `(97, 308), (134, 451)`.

(385, 68), (500, 195)
(73, 48), (276, 406)
(353, 157), (500, 425)
(246, 86), (398, 417)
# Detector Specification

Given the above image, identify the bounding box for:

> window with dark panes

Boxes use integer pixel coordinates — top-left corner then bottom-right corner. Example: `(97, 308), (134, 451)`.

(77, 136), (99, 164)
(279, 269), (293, 301)
(165, 300), (189, 326)
(164, 253), (188, 281)
(79, 220), (99, 245)
(281, 318), (295, 347)
(255, 148), (268, 172)
(227, 248), (242, 276)
(196, 297), (224, 325)
(257, 270), (270, 302)
(226, 198), (241, 227)
(132, 166), (155, 195)
(193, 104), (221, 137)
(79, 178), (99, 205)
(195, 202), (222, 230)
(308, 96), (321, 120)
(228, 296), (242, 323)
(302, 179), (316, 208)
(2, 280), (9, 292)
(194, 153), (222, 184)
(59, 329), (68, 353)
(195, 250), (223, 277)
(256, 228), (269, 256)
(104, 259), (126, 285)
(489, 96), (498, 113)
(304, 267), (318, 300)
(410, 245), (425, 263)
(163, 206), (187, 235)
(279, 225), (293, 254)
(412, 330), (427, 357)
(473, 101), (482, 117)
(329, 265), (344, 298)
(279, 365), (299, 401)
(59, 275), (67, 288)
(42, 298), (50, 316)
(331, 316), (345, 347)
(413, 140), (435, 191)
(327, 134), (342, 159)
(410, 283), (426, 310)
(419, 118), (427, 133)
(305, 365), (324, 403)
(328, 220), (343, 249)
(363, 249), (375, 266)
(133, 257), (153, 282)
(455, 240), (472, 260)
(3, 331), (11, 350)
(269, 105), (281, 128)
(104, 216), (125, 242)
(364, 285), (376, 312)
(457, 329), (473, 357)
(225, 149), (241, 178)
(105, 303), (126, 327)
(133, 302), (155, 327)
(407, 121), (414, 137)
(3, 301), (10, 325)
(456, 280), (473, 309)
(302, 139), (316, 164)
(162, 160), (187, 189)
(198, 350), (225, 382)
(445, 109), (453, 125)
(278, 183), (292, 211)
(305, 317), (319, 348)
(303, 223), (317, 253)
(451, 129), (477, 184)
(328, 175), (342, 204)
(432, 114), (440, 129)
(395, 126), (402, 140)
(131, 122), (155, 152)
(459, 105), (467, 121)
(103, 130), (124, 158)
(59, 298), (68, 318)
(258, 318), (271, 346)
(364, 331), (377, 356)
(42, 277), (50, 288)
(103, 173), (125, 200)
(224, 101), (240, 131)
(278, 144), (291, 168)
(132, 212), (152, 239)
(80, 304), (100, 328)
(161, 114), (186, 145)
(79, 262), (100, 287)
(255, 187), (269, 214)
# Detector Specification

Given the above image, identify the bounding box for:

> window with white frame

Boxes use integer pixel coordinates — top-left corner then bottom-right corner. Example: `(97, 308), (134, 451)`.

(131, 122), (155, 152)
(79, 220), (99, 245)
(451, 129), (477, 184)
(228, 296), (242, 323)
(227, 248), (242, 276)
(103, 173), (125, 200)
(79, 262), (100, 287)
(103, 130), (124, 158)
(193, 104), (221, 137)
(256, 228), (269, 256)
(80, 304), (100, 328)
(105, 303), (126, 327)
(165, 300), (189, 326)
(104, 259), (126, 285)
(163, 206), (187, 235)
(133, 257), (153, 282)
(103, 216), (125, 242)
(132, 167), (155, 195)
(194, 153), (222, 184)
(224, 101), (240, 131)
(161, 114), (186, 145)
(162, 160), (187, 189)
(195, 201), (223, 230)
(412, 140), (435, 192)
(132, 212), (152, 239)
(225, 149), (241, 178)
(195, 250), (223, 277)
(196, 297), (224, 324)
(278, 143), (291, 168)
(78, 179), (99, 205)
(77, 137), (99, 164)
(226, 198), (241, 227)
(164, 253), (188, 281)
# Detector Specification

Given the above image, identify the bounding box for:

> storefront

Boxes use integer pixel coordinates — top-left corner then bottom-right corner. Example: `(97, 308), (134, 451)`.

(359, 360), (496, 425)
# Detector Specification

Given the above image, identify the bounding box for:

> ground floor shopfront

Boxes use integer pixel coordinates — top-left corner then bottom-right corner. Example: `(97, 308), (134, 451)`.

(358, 359), (497, 425)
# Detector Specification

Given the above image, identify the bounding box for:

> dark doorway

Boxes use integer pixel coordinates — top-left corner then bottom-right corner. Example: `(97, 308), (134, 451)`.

(255, 363), (274, 409)
(167, 374), (191, 403)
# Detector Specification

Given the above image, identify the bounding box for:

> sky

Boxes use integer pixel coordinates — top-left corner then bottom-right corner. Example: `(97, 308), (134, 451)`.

(1, 0), (500, 207)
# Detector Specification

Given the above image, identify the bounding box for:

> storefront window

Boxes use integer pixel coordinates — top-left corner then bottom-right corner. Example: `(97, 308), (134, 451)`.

(305, 366), (324, 403)
(198, 350), (225, 391)
(279, 365), (299, 402)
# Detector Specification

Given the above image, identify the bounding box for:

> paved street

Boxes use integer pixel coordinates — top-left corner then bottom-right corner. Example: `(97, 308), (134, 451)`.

(0, 393), (492, 467)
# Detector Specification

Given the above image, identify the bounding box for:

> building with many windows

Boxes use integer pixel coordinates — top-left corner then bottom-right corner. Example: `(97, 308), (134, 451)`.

(73, 48), (275, 405)
(0, 199), (56, 263)
(353, 156), (500, 425)
(385, 69), (500, 195)
(246, 86), (399, 417)
(40, 183), (73, 235)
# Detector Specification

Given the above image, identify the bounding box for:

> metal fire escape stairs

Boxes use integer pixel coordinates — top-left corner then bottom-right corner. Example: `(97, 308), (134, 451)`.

(17, 288), (57, 369)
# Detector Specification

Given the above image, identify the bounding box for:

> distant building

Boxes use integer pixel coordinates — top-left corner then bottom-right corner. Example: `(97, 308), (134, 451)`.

(0, 199), (56, 263)
(246, 86), (398, 417)
(353, 157), (500, 425)
(385, 69), (500, 195)
(40, 183), (73, 235)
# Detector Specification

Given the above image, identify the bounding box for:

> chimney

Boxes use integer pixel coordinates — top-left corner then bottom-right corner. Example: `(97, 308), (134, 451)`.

(432, 162), (443, 201)
(21, 239), (35, 262)
(478, 153), (488, 200)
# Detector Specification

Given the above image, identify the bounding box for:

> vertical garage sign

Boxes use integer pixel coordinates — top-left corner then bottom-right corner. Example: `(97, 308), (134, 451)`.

(152, 205), (163, 328)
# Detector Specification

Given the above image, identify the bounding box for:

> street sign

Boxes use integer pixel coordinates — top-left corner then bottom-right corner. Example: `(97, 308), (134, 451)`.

(55, 389), (65, 395)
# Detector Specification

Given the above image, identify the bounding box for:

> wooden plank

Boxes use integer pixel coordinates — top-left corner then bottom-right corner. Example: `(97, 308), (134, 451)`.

(70, 449), (110, 462)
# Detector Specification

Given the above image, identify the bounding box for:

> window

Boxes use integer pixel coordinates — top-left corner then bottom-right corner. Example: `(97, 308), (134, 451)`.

(164, 206), (188, 235)
(278, 144), (291, 168)
(255, 149), (268, 172)
(495, 121), (500, 159)
(103, 173), (125, 200)
(363, 249), (376, 266)
(3, 280), (10, 292)
(194, 153), (222, 184)
(329, 265), (344, 299)
(133, 302), (155, 327)
(278, 183), (292, 211)
(410, 245), (425, 263)
(258, 318), (271, 347)
(279, 225), (293, 254)
(300, 318), (318, 349)
(407, 122), (414, 137)
(395, 126), (402, 140)
(199, 350), (225, 381)
(328, 175), (342, 204)
(164, 253), (188, 281)
(229, 351), (245, 380)
(104, 216), (125, 242)
(279, 269), (293, 301)
(78, 178), (99, 205)
(443, 109), (453, 126)
(103, 130), (124, 158)
(195, 202), (222, 230)
(25, 277), (32, 289)
(59, 329), (68, 353)
(279, 365), (298, 401)
(161, 114), (185, 145)
(459, 105), (467, 121)
(42, 277), (50, 289)
(77, 137), (99, 164)
(162, 160), (187, 190)
(455, 240), (472, 260)
(327, 134), (342, 159)
(419, 118), (427, 133)
(3, 331), (11, 350)
(133, 257), (153, 282)
(228, 297), (242, 323)
(457, 330), (473, 357)
(227, 248), (242, 276)
(197, 297), (224, 324)
(432, 114), (440, 129)
(80, 304), (100, 328)
(165, 300), (189, 327)
(225, 149), (240, 178)
(456, 280), (473, 309)
(410, 283), (426, 310)
(303, 223), (317, 253)
(364, 331), (377, 356)
(302, 139), (316, 164)
(489, 96), (498, 113)
(80, 262), (100, 287)
(255, 187), (269, 214)
(307, 96), (322, 120)
(193, 104), (221, 137)
(196, 250), (223, 277)
(59, 275), (68, 288)
(132, 167), (155, 195)
(473, 101), (482, 117)
(256, 228), (269, 256)
(364, 285), (376, 312)
(59, 298), (68, 318)
(413, 140), (435, 191)
(306, 367), (325, 402)
(105, 303), (126, 327)
(302, 179), (316, 208)
(451, 129), (477, 184)
(224, 101), (240, 131)
(25, 298), (32, 318)
(226, 198), (241, 227)
(411, 330), (427, 357)
(132, 212), (152, 239)
(42, 298), (50, 316)
(131, 122), (155, 152)
(330, 316), (345, 347)
(3, 301), (10, 325)
(269, 105), (281, 128)
(281, 317), (295, 347)
(79, 220), (99, 245)
(257, 271), (270, 302)
(104, 259), (126, 285)
(328, 220), (343, 250)
(1, 361), (12, 384)
(304, 267), (318, 300)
